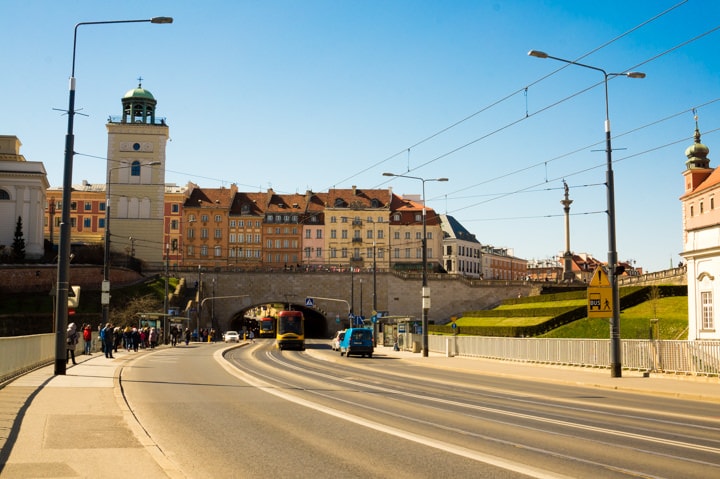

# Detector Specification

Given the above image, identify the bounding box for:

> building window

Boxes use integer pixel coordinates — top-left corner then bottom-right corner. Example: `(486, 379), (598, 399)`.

(0, 189), (9, 200)
(330, 248), (337, 258)
(427, 232), (432, 240)
(187, 229), (195, 239)
(84, 218), (91, 228)
(393, 214), (400, 221)
(700, 202), (704, 214)
(215, 215), (222, 222)
(201, 228), (208, 239)
(100, 202), (106, 212)
(416, 232), (421, 240)
(171, 220), (179, 230)
(172, 204), (179, 213)
(229, 233), (236, 243)
(215, 229), (222, 239)
(201, 214), (209, 223)
(131, 161), (141, 176)
(214, 246), (222, 257)
(316, 247), (322, 258)
(330, 229), (337, 239)
(405, 232), (411, 240)
(690, 206), (694, 217)
(201, 245), (208, 257)
(316, 229), (322, 239)
(99, 218), (105, 228)
(405, 248), (411, 258)
(341, 230), (348, 239)
(701, 291), (714, 330)
(187, 245), (194, 256)
(84, 202), (92, 211)
(378, 230), (384, 239)
(415, 214), (422, 222)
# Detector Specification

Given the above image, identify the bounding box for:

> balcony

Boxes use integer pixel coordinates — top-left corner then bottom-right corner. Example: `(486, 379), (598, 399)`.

(350, 256), (364, 262)
(351, 237), (363, 244)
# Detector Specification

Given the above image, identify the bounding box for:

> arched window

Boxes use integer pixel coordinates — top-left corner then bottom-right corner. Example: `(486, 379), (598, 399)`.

(131, 161), (141, 176)
(0, 189), (9, 200)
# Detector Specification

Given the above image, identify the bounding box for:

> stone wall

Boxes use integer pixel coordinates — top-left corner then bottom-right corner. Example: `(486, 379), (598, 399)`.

(0, 265), (143, 294)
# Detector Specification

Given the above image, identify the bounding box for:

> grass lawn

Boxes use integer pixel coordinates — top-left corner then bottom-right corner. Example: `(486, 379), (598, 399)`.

(541, 296), (688, 340)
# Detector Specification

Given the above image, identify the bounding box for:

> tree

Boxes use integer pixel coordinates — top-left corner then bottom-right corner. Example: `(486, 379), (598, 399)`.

(12, 216), (26, 263)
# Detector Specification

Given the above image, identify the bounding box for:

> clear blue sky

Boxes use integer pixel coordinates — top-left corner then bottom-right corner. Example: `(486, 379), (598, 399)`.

(3, 0), (718, 273)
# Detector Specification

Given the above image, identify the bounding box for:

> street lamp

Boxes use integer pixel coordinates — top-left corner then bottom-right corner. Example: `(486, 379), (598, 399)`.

(528, 50), (645, 378)
(54, 16), (172, 375)
(383, 172), (448, 357)
(102, 161), (160, 334)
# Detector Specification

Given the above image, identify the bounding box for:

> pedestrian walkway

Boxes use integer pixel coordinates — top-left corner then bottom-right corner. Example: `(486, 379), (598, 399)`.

(1, 342), (718, 478)
(0, 349), (182, 479)
(372, 345), (720, 403)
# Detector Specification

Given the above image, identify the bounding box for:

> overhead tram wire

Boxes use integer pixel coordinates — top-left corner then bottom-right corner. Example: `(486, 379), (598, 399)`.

(444, 125), (720, 217)
(374, 21), (720, 196)
(427, 97), (720, 207)
(348, 3), (688, 191)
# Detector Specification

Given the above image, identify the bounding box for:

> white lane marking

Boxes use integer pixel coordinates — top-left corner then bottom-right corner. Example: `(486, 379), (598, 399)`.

(215, 348), (573, 479)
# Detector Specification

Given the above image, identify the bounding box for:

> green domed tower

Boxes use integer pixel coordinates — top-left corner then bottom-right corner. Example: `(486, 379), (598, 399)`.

(105, 80), (169, 265)
(121, 83), (159, 124)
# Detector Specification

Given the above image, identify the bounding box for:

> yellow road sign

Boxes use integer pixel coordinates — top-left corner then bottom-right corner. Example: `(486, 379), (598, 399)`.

(587, 267), (612, 318)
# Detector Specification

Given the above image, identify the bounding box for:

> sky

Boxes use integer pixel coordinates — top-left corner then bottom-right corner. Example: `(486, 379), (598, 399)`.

(3, 0), (719, 273)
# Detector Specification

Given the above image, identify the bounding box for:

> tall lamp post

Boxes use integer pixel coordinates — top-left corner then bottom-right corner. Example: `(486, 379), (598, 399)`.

(383, 173), (448, 357)
(528, 50), (644, 378)
(102, 161), (160, 334)
(54, 16), (172, 375)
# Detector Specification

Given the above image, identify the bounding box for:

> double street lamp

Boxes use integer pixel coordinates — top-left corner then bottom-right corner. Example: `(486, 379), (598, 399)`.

(54, 16), (172, 375)
(383, 172), (448, 357)
(528, 50), (645, 378)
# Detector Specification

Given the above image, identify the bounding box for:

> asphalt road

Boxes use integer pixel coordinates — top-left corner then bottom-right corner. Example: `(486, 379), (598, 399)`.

(119, 340), (720, 478)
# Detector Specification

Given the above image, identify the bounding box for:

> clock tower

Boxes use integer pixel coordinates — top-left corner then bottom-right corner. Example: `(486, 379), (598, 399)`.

(105, 82), (169, 266)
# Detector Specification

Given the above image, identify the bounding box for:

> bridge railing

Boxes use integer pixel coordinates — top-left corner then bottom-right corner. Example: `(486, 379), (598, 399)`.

(5, 333), (718, 383)
(415, 335), (719, 376)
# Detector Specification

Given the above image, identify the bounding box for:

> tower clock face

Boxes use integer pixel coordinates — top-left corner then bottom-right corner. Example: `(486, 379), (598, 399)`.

(120, 141), (154, 152)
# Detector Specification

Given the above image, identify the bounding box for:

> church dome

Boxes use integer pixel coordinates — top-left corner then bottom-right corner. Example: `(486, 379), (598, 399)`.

(123, 85), (155, 100)
(685, 127), (710, 169)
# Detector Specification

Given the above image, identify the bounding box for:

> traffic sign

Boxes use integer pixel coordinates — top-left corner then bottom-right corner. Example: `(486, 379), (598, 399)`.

(305, 297), (314, 307)
(587, 267), (612, 318)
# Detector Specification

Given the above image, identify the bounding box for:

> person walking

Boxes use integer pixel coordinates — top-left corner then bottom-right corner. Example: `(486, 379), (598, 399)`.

(184, 328), (191, 346)
(66, 322), (79, 365)
(248, 330), (255, 344)
(83, 323), (92, 355)
(103, 323), (115, 358)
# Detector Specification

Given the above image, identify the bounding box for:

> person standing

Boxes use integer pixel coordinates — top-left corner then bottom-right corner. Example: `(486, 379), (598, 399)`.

(83, 323), (92, 355)
(103, 324), (115, 358)
(184, 328), (191, 346)
(248, 330), (255, 344)
(66, 322), (79, 365)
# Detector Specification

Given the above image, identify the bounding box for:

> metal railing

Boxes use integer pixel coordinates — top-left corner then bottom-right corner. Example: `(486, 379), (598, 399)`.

(395, 334), (720, 376)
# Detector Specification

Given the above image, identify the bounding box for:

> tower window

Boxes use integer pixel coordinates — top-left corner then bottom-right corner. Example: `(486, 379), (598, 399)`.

(131, 161), (141, 176)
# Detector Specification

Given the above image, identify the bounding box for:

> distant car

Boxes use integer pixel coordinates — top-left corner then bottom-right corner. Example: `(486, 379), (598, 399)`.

(224, 331), (240, 343)
(331, 330), (345, 351)
(339, 328), (373, 358)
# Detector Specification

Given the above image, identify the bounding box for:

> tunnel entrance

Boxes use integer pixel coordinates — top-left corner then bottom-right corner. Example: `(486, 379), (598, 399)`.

(228, 303), (330, 339)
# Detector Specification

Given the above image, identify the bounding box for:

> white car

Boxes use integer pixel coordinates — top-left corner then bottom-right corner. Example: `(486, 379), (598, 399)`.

(331, 330), (345, 351)
(224, 331), (240, 343)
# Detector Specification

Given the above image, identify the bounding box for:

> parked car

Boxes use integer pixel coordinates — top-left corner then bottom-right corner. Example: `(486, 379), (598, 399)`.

(331, 330), (345, 351)
(339, 328), (373, 358)
(224, 331), (240, 343)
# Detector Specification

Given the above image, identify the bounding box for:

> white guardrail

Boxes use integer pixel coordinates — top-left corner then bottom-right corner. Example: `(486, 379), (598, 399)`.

(3, 334), (720, 383)
(396, 334), (720, 376)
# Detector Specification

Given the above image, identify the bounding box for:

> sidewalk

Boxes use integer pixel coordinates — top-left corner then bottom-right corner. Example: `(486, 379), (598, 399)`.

(1, 344), (718, 479)
(372, 345), (720, 403)
(0, 348), (182, 479)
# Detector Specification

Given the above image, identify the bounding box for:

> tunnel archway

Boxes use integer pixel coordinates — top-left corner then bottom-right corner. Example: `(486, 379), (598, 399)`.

(227, 302), (330, 339)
